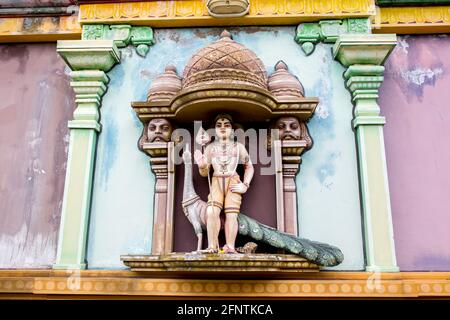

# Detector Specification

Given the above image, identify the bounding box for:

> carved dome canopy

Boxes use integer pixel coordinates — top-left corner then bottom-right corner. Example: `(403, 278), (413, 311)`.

(182, 30), (268, 90)
(133, 31), (319, 124)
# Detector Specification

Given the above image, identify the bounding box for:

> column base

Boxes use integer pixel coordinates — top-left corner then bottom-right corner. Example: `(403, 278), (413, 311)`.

(366, 265), (400, 273)
(52, 263), (87, 270)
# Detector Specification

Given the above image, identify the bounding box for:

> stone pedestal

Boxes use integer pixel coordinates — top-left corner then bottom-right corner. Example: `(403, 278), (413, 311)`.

(121, 253), (319, 277)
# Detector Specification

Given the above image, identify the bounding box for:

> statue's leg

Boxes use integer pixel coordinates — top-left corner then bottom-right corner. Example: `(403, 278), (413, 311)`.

(224, 178), (242, 253)
(196, 232), (203, 252)
(205, 177), (223, 252)
(224, 213), (238, 253)
(206, 205), (221, 250)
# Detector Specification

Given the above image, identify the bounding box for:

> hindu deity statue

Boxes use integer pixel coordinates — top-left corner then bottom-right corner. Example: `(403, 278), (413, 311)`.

(194, 113), (254, 254)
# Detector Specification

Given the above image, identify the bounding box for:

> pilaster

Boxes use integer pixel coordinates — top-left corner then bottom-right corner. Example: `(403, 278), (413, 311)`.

(141, 142), (175, 255)
(281, 140), (305, 236)
(53, 40), (120, 269)
(333, 34), (399, 272)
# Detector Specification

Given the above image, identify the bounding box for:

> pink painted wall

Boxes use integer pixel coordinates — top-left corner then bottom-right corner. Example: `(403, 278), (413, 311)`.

(0, 43), (74, 268)
(380, 35), (450, 271)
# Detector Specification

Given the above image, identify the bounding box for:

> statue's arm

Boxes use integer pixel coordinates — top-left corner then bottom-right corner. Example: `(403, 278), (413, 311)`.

(240, 143), (254, 187)
(195, 144), (211, 177)
(199, 165), (209, 177)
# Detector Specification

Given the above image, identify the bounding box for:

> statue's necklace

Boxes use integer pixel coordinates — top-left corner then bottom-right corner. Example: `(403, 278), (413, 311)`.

(214, 142), (236, 174)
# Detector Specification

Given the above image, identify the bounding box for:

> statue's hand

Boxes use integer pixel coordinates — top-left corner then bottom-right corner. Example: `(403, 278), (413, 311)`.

(194, 149), (207, 168)
(182, 148), (192, 164)
(230, 182), (248, 194)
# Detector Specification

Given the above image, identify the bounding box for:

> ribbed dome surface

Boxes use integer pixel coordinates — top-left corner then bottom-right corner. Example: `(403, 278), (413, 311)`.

(268, 61), (304, 99)
(147, 65), (182, 102)
(182, 30), (268, 90)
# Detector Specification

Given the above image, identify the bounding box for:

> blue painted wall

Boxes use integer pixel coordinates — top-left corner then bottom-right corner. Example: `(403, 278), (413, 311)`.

(87, 26), (364, 270)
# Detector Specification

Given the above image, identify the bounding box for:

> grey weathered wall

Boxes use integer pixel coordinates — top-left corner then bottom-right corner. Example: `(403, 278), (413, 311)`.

(0, 1), (75, 8)
(0, 43), (73, 268)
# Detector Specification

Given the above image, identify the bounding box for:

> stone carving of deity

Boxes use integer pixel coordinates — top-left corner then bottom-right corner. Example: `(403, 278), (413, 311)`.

(193, 113), (254, 253)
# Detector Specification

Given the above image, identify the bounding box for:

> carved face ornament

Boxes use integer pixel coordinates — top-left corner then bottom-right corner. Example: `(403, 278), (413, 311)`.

(275, 116), (301, 140)
(147, 118), (173, 142)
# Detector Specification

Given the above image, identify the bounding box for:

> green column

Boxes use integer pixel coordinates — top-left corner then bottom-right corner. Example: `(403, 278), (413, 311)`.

(53, 40), (120, 269)
(334, 34), (399, 272)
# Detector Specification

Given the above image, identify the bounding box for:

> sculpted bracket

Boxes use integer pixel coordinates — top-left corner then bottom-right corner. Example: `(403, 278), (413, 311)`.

(295, 18), (371, 56)
(82, 24), (154, 57)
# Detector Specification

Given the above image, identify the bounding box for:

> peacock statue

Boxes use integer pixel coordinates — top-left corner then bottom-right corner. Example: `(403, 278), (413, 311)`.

(181, 149), (344, 267)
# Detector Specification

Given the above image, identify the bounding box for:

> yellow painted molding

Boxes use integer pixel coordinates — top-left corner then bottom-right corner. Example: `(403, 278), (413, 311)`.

(1, 3), (450, 42)
(79, 0), (376, 27)
(375, 6), (450, 33)
(0, 270), (449, 298)
(0, 15), (81, 42)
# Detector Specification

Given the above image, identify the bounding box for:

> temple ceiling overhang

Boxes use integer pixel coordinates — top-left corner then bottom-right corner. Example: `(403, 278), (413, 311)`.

(2, 0), (450, 42)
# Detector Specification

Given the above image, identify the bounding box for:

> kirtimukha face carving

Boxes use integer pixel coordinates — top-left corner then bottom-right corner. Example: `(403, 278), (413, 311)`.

(275, 116), (301, 140)
(147, 118), (173, 142)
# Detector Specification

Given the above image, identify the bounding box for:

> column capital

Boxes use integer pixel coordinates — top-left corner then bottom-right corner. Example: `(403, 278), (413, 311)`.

(57, 39), (120, 72)
(333, 34), (397, 67)
(344, 66), (384, 99)
(68, 70), (110, 132)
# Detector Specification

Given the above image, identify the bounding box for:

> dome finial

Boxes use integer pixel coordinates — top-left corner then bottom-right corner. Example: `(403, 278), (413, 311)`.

(268, 61), (304, 98)
(275, 60), (288, 71)
(165, 65), (177, 73)
(220, 30), (232, 40)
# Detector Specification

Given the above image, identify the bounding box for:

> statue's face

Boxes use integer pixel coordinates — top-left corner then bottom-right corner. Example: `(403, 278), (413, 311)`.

(275, 117), (301, 140)
(147, 118), (173, 142)
(215, 118), (233, 141)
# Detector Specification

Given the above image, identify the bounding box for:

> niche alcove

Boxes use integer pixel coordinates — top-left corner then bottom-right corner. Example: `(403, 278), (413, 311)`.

(122, 30), (343, 274)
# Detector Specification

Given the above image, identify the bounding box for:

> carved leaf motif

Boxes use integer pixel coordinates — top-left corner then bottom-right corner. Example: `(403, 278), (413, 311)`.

(423, 7), (444, 23)
(397, 9), (417, 23)
(80, 4), (94, 20)
(312, 0), (333, 14)
(95, 4), (115, 19)
(120, 3), (142, 18)
(255, 0), (277, 15)
(340, 0), (364, 13)
(285, 0), (306, 14)
(175, 0), (196, 17)
(145, 2), (169, 18)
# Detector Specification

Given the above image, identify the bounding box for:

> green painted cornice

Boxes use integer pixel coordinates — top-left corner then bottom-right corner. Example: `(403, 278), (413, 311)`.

(57, 40), (120, 72)
(82, 24), (154, 57)
(377, 0), (450, 6)
(295, 18), (371, 56)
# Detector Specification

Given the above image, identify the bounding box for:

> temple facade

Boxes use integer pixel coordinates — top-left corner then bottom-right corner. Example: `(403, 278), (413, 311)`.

(0, 0), (450, 299)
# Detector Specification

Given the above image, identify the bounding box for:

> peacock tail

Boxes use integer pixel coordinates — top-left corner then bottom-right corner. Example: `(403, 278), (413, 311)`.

(237, 213), (344, 267)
